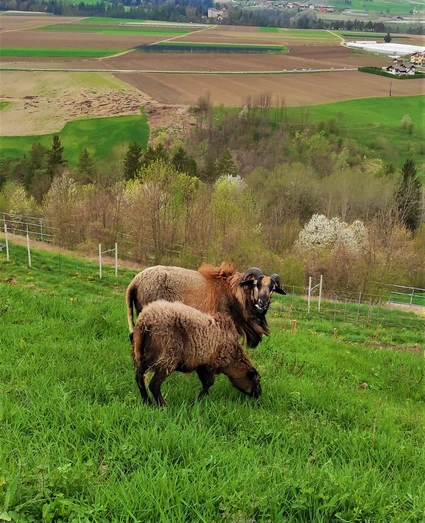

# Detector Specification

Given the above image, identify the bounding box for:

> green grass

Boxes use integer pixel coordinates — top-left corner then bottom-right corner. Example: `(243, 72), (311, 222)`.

(0, 242), (424, 522)
(259, 28), (339, 40)
(339, 32), (410, 39)
(0, 102), (10, 111)
(0, 110), (149, 166)
(327, 0), (414, 14)
(285, 95), (425, 174)
(0, 48), (124, 58)
(142, 42), (287, 53)
(38, 24), (192, 36)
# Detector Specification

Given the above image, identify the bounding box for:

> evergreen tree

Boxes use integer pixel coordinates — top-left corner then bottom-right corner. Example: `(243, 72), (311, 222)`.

(172, 147), (198, 177)
(200, 157), (218, 184)
(396, 158), (421, 232)
(77, 148), (96, 183)
(384, 32), (392, 43)
(141, 143), (169, 169)
(49, 135), (65, 171)
(124, 142), (143, 180)
(217, 148), (238, 178)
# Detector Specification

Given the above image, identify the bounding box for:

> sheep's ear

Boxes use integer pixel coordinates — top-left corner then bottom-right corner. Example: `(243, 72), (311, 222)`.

(240, 279), (255, 287)
(247, 368), (257, 380)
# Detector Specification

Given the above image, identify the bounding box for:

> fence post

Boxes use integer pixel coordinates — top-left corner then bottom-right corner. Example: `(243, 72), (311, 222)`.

(4, 220), (10, 262)
(318, 274), (323, 312)
(410, 287), (414, 306)
(99, 243), (102, 280)
(291, 320), (297, 334)
(40, 218), (44, 242)
(115, 242), (118, 278)
(307, 276), (312, 314)
(26, 226), (32, 268)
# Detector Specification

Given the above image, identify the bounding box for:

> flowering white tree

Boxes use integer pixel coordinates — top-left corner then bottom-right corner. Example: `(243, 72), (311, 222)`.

(297, 214), (366, 251)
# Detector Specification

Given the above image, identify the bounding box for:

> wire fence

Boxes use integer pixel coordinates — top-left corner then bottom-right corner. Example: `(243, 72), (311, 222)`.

(1, 212), (424, 343)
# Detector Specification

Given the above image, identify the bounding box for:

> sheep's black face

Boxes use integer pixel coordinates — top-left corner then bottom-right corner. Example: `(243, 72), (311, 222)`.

(229, 367), (262, 399)
(241, 275), (287, 316)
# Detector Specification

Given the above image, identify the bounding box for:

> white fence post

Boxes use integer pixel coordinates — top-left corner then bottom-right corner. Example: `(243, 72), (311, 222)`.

(318, 274), (323, 312)
(115, 242), (118, 278)
(99, 243), (102, 279)
(307, 276), (312, 314)
(26, 226), (31, 268)
(4, 220), (10, 262)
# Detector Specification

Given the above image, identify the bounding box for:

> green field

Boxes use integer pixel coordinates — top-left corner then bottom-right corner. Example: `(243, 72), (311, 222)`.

(38, 24), (192, 36)
(339, 32), (410, 39)
(0, 48), (124, 58)
(327, 0), (415, 14)
(0, 102), (10, 111)
(0, 111), (149, 167)
(0, 242), (424, 521)
(285, 95), (425, 176)
(259, 28), (339, 40)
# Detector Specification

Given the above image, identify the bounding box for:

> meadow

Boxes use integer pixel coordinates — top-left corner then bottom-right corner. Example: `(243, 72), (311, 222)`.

(325, 0), (415, 14)
(259, 28), (339, 40)
(284, 95), (425, 174)
(0, 111), (149, 167)
(0, 242), (424, 522)
(37, 24), (194, 37)
(140, 42), (287, 53)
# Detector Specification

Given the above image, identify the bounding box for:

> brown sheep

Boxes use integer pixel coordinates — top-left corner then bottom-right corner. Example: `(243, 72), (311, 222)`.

(131, 300), (262, 406)
(126, 262), (286, 348)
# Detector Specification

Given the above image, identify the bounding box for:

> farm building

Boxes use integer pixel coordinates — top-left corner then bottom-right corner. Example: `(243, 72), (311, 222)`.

(410, 52), (425, 65)
(207, 8), (228, 19)
(384, 64), (416, 75)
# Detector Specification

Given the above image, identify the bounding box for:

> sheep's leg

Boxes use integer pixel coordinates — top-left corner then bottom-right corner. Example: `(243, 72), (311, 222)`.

(196, 366), (216, 401)
(149, 368), (169, 407)
(135, 363), (151, 404)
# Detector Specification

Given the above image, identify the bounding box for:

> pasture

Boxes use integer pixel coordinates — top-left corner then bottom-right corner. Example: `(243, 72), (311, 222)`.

(0, 112), (149, 166)
(0, 242), (424, 521)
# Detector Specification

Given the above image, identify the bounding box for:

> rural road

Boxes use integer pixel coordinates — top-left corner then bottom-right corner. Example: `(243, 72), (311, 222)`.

(0, 65), (358, 74)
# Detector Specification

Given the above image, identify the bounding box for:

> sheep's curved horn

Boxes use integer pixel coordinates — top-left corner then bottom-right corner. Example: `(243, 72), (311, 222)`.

(242, 267), (263, 280)
(270, 273), (287, 295)
(270, 274), (281, 285)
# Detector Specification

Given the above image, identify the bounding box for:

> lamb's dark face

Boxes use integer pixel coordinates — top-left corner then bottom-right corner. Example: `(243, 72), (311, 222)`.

(241, 275), (287, 316)
(228, 367), (262, 399)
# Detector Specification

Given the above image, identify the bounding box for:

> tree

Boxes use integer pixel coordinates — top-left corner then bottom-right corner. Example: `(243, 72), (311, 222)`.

(200, 157), (218, 184)
(396, 158), (421, 232)
(217, 148), (238, 178)
(124, 142), (143, 180)
(49, 135), (65, 172)
(172, 147), (198, 177)
(384, 32), (392, 43)
(77, 148), (96, 183)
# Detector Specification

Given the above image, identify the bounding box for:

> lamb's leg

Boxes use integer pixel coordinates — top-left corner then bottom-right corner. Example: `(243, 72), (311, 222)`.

(135, 362), (151, 404)
(149, 368), (169, 407)
(196, 366), (216, 401)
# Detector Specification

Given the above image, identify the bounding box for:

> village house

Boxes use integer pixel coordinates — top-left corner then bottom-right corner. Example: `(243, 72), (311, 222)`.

(207, 7), (229, 19)
(410, 52), (425, 66)
(384, 63), (416, 76)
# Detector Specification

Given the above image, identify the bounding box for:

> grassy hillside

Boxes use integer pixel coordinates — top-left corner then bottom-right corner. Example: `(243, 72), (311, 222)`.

(0, 242), (424, 521)
(285, 95), (425, 179)
(0, 110), (149, 167)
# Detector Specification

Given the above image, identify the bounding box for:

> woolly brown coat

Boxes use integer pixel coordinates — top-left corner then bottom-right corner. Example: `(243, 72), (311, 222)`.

(132, 300), (262, 406)
(126, 262), (284, 348)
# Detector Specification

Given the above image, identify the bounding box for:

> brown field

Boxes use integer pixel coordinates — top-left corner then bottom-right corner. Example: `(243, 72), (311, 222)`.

(104, 46), (389, 71)
(0, 14), (82, 31)
(0, 71), (155, 136)
(115, 71), (425, 106)
(0, 30), (166, 49)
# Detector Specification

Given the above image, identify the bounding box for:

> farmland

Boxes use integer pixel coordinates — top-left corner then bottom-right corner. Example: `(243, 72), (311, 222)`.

(0, 242), (424, 521)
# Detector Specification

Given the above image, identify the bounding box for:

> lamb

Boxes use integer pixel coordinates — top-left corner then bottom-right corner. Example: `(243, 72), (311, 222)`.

(131, 300), (262, 406)
(126, 262), (286, 348)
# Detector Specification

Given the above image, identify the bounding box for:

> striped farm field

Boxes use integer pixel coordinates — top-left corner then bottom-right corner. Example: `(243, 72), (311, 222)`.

(38, 24), (194, 37)
(0, 47), (124, 58)
(259, 28), (339, 40)
(139, 42), (288, 53)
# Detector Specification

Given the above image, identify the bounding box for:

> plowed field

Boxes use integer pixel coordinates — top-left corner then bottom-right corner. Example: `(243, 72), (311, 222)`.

(105, 46), (388, 71)
(0, 14), (81, 31)
(115, 71), (425, 106)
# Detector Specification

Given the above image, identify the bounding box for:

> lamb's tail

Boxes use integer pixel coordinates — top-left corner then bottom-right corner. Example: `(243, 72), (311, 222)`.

(131, 321), (150, 369)
(126, 283), (137, 334)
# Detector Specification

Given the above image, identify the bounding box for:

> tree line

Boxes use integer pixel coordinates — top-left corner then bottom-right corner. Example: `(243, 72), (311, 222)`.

(1, 97), (423, 294)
